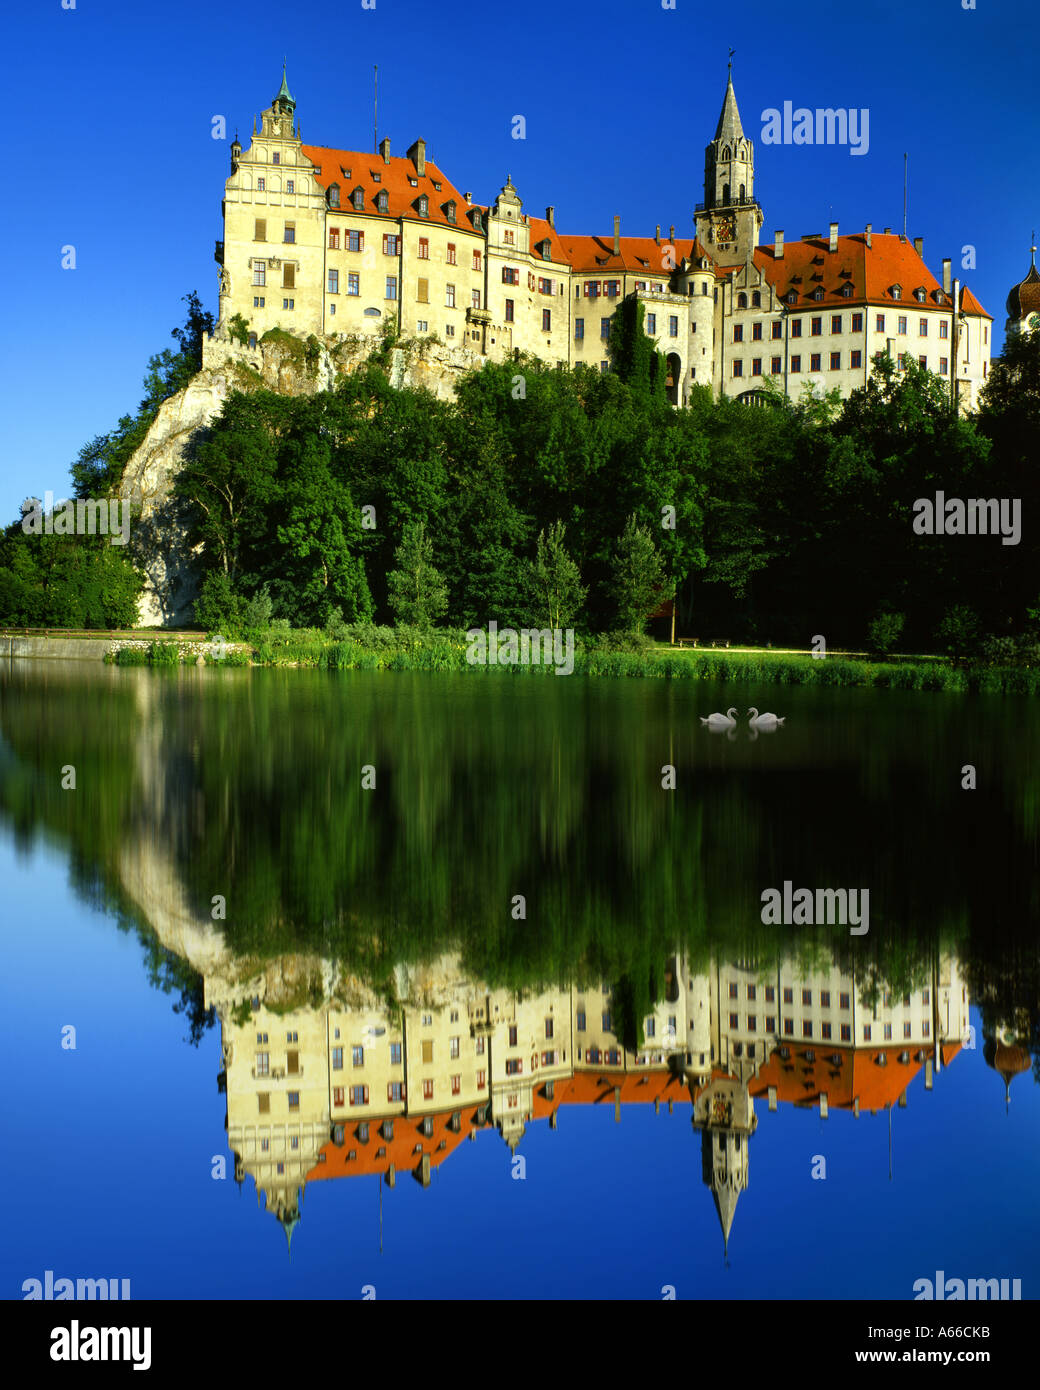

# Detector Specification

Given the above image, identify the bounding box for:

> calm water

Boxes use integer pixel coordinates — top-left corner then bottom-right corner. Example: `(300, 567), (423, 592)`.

(1, 660), (1037, 1300)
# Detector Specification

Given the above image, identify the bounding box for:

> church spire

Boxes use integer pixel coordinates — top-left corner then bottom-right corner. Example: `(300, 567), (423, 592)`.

(714, 67), (745, 143)
(273, 61), (295, 116)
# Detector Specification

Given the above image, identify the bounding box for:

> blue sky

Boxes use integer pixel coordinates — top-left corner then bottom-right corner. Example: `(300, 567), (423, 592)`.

(3, 0), (1036, 516)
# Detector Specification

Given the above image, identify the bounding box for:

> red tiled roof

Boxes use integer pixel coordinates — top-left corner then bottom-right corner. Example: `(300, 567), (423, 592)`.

(560, 234), (711, 276)
(755, 232), (991, 318)
(301, 145), (475, 231)
(749, 1041), (962, 1113)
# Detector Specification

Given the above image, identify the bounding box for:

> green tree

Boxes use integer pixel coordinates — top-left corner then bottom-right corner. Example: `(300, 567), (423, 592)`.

(386, 520), (448, 628)
(610, 514), (667, 634)
(528, 520), (586, 630)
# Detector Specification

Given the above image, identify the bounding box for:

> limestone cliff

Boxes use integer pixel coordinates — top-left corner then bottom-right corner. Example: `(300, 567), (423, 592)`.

(120, 326), (483, 627)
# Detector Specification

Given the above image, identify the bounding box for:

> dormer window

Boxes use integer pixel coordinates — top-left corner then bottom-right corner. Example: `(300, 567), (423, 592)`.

(353, 187), (364, 210)
(372, 172), (381, 182)
(891, 285), (902, 300)
(376, 189), (389, 212)
(418, 194), (428, 216)
(841, 283), (852, 297)
(541, 240), (551, 261)
(914, 287), (926, 302)
(472, 210), (483, 231)
(433, 181), (442, 191)
(812, 287), (824, 300)
(445, 200), (456, 224)
(786, 291), (798, 305)
(408, 176), (418, 187)
(328, 183), (340, 209)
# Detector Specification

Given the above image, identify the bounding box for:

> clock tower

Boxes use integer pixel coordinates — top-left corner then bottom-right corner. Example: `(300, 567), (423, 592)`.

(695, 66), (764, 267)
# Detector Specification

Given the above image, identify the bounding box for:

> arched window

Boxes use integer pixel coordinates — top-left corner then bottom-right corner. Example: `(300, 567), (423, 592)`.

(737, 292), (747, 309)
(752, 291), (761, 307)
(722, 183), (730, 204)
(739, 184), (746, 202)
(722, 146), (731, 161)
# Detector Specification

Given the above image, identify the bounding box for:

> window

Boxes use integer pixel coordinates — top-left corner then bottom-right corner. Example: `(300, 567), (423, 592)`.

(282, 264), (295, 289)
(254, 219), (266, 241)
(389, 1041), (402, 1065)
(606, 280), (620, 298)
(670, 315), (678, 337)
(752, 291), (761, 308)
(418, 195), (428, 216)
(377, 190), (388, 212)
(863, 1024), (872, 1042)
(272, 152), (280, 165)
(347, 273), (359, 295)
(801, 989), (812, 1006)
(421, 1039), (434, 1063)
(473, 250), (482, 271)
(752, 358), (762, 376)
(332, 1047), (343, 1070)
(352, 1045), (364, 1066)
(898, 315), (907, 334)
(876, 313), (886, 332)
(830, 352), (841, 370)
(791, 355), (801, 372)
(919, 355), (927, 368)
(784, 1018), (794, 1035)
(939, 320), (949, 339)
(600, 361), (608, 372)
(469, 288), (480, 309)
(738, 293), (747, 309)
(538, 277), (553, 295)
(811, 317), (822, 336)
(601, 1012), (612, 1032)
(939, 356), (948, 375)
(597, 316), (610, 340)
(506, 1058), (522, 1076)
(542, 308), (551, 331)
(451, 1075), (461, 1095)
(445, 283), (455, 307)
(282, 298), (294, 309)
(919, 317), (929, 336)
(475, 1035), (485, 1055)
(328, 229), (340, 250)
(446, 243), (456, 265)
(810, 353), (822, 372)
(729, 983), (739, 1000)
(502, 267), (519, 285)
(771, 355), (782, 373)
(765, 1015), (775, 1032)
(851, 350), (862, 368)
(350, 1086), (369, 1106)
(257, 178), (265, 192)
(418, 237), (429, 260)
(257, 1092), (270, 1113)
(347, 230), (363, 253)
(803, 1021), (813, 1038)
(732, 360), (743, 377)
(733, 324), (744, 343)
(884, 1022), (893, 1040)
(503, 228), (514, 244)
(923, 1021), (930, 1037)
(504, 299), (514, 322)
(416, 319), (428, 332)
(508, 1025), (518, 1046)
(327, 269), (339, 293)
(449, 1036), (460, 1058)
(387, 1082), (403, 1102)
(383, 234), (400, 255)
(417, 278), (429, 303)
(283, 223), (295, 244)
(286, 179), (294, 194)
(752, 322), (762, 341)
(253, 262), (266, 286)
(248, 332), (257, 347)
(646, 1018), (656, 1038)
(791, 320), (802, 338)
(812, 288), (823, 301)
(288, 1091), (300, 1109)
(351, 188), (364, 210)
(852, 312), (863, 332)
(256, 1052), (269, 1075)
(783, 988), (794, 1005)
(386, 275), (398, 299)
(831, 315), (842, 333)
(576, 1008), (586, 1029)
(477, 1069), (486, 1088)
(647, 313), (656, 333)
(333, 1086), (344, 1106)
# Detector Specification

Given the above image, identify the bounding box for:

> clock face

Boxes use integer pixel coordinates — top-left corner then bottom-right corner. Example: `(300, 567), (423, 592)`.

(716, 218), (735, 242)
(1029, 313), (1039, 329)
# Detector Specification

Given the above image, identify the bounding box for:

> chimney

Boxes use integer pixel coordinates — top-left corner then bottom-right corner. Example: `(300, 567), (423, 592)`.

(774, 229), (784, 259)
(379, 136), (390, 165)
(613, 215), (621, 256)
(545, 205), (554, 228)
(655, 224), (660, 244)
(407, 138), (425, 176)
(865, 222), (872, 248)
(883, 226), (892, 235)
(669, 225), (675, 243)
(464, 191), (471, 203)
(914, 236), (924, 258)
(829, 221), (839, 253)
(942, 258), (952, 294)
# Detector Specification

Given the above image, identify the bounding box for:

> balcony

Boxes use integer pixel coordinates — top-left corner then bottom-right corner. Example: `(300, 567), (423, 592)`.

(466, 307), (491, 325)
(213, 240), (224, 266)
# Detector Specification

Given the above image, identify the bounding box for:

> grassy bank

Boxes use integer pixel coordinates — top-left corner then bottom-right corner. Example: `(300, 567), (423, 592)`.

(104, 625), (1040, 695)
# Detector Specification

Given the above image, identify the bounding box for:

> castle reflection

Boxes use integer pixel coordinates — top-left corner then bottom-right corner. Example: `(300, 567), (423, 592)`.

(206, 949), (1023, 1252)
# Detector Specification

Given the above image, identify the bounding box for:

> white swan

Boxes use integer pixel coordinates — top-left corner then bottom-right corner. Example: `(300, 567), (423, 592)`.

(700, 707), (738, 729)
(747, 707), (785, 729)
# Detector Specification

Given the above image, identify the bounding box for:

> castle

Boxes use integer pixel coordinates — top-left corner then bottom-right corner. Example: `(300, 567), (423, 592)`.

(215, 66), (993, 410)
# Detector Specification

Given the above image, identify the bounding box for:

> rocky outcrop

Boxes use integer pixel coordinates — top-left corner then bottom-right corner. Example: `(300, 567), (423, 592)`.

(120, 326), (484, 627)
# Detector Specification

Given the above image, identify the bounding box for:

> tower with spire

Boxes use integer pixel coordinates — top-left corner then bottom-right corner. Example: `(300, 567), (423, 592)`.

(695, 60), (763, 267)
(1004, 236), (1040, 337)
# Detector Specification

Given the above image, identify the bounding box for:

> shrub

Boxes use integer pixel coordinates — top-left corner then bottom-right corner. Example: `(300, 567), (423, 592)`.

(240, 585), (273, 630)
(935, 605), (981, 660)
(867, 611), (905, 655)
(980, 634), (1017, 666)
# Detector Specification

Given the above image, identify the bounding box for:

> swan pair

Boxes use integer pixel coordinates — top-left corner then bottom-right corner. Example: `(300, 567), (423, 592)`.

(699, 707), (785, 729)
